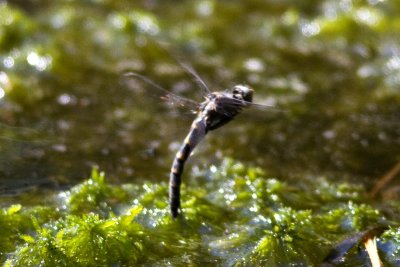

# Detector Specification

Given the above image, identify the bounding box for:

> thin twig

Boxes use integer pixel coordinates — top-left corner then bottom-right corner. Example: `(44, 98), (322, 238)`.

(369, 161), (400, 198)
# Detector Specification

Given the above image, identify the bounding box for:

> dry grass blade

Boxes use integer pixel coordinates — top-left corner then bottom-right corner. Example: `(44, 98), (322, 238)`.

(364, 236), (382, 267)
(369, 161), (400, 198)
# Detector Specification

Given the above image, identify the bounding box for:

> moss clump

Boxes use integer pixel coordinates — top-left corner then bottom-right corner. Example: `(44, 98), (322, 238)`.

(5, 207), (144, 267)
(1, 161), (399, 266)
(66, 167), (130, 215)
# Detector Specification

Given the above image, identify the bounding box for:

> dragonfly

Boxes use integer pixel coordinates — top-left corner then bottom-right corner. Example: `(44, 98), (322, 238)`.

(125, 62), (279, 218)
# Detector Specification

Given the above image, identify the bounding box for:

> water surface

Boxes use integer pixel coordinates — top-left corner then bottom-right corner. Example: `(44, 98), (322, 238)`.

(1, 0), (399, 199)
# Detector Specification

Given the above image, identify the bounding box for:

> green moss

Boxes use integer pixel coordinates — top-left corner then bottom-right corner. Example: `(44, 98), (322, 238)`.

(380, 227), (400, 266)
(2, 161), (398, 266)
(5, 208), (144, 267)
(66, 167), (129, 215)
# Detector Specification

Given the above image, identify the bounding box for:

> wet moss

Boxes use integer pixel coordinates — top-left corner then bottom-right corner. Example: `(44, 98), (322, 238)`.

(1, 162), (399, 266)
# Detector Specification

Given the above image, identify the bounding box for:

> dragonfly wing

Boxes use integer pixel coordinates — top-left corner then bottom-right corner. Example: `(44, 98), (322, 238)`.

(123, 72), (200, 112)
(211, 96), (285, 119)
(177, 60), (211, 95)
(220, 97), (285, 114)
(151, 40), (212, 96)
(160, 92), (199, 112)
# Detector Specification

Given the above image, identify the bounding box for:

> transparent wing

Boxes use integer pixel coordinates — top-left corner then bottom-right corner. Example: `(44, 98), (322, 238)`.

(213, 94), (286, 119)
(123, 72), (200, 112)
(152, 40), (212, 95)
(123, 73), (285, 119)
(177, 60), (211, 95)
(248, 101), (284, 111)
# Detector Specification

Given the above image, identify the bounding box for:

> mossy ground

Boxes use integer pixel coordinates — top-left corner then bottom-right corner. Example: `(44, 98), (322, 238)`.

(1, 160), (399, 266)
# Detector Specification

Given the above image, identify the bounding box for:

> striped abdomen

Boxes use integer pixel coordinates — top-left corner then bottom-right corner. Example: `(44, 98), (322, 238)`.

(169, 117), (207, 218)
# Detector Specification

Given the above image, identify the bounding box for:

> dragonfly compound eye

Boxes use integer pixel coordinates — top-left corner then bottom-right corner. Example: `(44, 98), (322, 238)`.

(232, 85), (253, 103)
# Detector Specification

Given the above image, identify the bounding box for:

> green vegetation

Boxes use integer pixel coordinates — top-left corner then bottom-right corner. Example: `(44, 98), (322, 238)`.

(0, 162), (398, 266)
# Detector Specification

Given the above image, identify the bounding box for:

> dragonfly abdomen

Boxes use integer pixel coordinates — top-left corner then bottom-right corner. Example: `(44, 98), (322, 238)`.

(169, 117), (207, 218)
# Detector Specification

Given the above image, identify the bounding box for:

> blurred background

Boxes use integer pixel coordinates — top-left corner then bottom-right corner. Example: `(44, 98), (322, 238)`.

(0, 0), (399, 200)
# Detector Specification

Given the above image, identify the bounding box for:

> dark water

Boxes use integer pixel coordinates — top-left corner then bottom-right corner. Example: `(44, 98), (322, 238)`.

(0, 0), (399, 198)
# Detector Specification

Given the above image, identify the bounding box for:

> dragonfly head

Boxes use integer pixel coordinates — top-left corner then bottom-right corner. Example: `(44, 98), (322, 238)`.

(232, 85), (253, 104)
